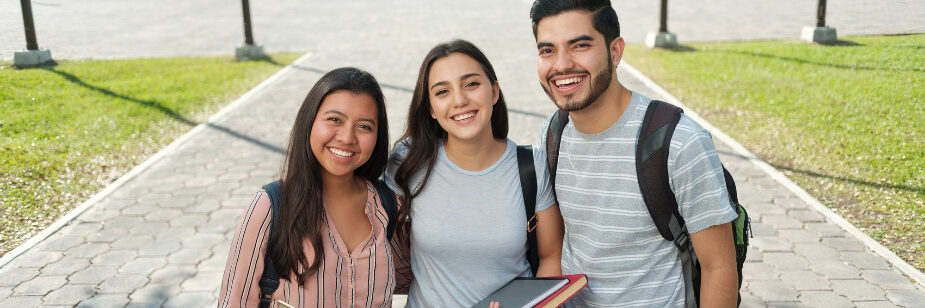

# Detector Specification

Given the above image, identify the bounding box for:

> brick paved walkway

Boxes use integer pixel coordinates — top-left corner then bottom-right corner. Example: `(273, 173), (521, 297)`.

(1, 1), (924, 307)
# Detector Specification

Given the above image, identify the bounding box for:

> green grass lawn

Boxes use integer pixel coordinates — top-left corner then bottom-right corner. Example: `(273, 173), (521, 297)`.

(0, 54), (300, 256)
(624, 34), (924, 270)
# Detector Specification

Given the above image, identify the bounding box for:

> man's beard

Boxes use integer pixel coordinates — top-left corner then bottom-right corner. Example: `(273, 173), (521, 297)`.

(542, 56), (613, 112)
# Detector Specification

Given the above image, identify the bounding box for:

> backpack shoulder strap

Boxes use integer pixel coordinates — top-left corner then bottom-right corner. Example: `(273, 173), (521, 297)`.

(516, 145), (539, 276)
(636, 100), (699, 308)
(258, 180), (282, 308)
(545, 110), (570, 193)
(372, 179), (399, 242)
(636, 100), (685, 242)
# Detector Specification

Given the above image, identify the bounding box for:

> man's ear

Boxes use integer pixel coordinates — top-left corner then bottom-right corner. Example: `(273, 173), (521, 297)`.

(610, 36), (625, 67)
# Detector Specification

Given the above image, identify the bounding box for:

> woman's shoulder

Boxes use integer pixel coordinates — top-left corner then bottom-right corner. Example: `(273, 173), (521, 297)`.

(243, 188), (274, 218)
(390, 138), (412, 157)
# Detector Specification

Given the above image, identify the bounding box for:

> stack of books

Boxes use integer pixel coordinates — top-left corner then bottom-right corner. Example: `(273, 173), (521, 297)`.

(471, 274), (588, 308)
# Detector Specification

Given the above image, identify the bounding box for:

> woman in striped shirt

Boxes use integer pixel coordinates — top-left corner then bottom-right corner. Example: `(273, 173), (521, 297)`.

(219, 67), (412, 308)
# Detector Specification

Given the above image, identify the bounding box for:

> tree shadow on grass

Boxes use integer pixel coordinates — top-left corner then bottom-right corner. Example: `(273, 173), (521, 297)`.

(717, 49), (923, 73)
(717, 150), (924, 194)
(819, 40), (862, 46)
(770, 164), (924, 194)
(663, 44), (697, 52)
(42, 68), (285, 154)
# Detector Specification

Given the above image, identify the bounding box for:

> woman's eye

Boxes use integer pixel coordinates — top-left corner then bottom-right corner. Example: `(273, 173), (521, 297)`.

(358, 124), (373, 131)
(435, 89), (449, 96)
(327, 117), (342, 123)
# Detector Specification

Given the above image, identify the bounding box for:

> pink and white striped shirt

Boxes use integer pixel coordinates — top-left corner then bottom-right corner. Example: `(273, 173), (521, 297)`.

(219, 181), (412, 308)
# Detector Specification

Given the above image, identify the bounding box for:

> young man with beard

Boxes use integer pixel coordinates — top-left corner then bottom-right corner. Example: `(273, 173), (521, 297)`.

(531, 0), (738, 307)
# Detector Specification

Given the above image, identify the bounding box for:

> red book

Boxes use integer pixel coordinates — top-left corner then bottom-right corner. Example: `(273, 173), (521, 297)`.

(533, 274), (588, 308)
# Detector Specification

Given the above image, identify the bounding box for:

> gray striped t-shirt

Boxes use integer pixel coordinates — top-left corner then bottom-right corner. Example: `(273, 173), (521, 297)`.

(537, 91), (737, 307)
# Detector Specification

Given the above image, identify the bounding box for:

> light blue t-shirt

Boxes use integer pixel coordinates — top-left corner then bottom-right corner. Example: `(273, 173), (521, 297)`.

(384, 138), (556, 307)
(537, 91), (738, 307)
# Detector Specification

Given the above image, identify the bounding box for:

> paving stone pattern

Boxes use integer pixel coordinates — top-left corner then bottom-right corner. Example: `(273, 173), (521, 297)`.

(2, 0), (924, 307)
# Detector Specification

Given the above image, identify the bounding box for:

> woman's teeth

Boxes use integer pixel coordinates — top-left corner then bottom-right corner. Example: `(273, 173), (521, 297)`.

(329, 147), (354, 158)
(452, 112), (476, 121)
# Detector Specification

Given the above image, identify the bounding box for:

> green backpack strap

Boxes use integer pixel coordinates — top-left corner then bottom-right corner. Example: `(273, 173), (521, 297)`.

(516, 145), (539, 276)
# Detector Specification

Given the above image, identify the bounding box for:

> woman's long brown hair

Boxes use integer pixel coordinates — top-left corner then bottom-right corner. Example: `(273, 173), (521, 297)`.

(271, 67), (389, 284)
(390, 39), (508, 242)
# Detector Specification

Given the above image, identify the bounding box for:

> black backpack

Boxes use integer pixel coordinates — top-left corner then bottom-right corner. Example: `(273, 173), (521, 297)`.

(544, 100), (751, 307)
(255, 179), (399, 308)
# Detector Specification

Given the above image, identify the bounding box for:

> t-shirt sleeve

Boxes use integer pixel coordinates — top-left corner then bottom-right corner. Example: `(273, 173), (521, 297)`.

(534, 114), (555, 154)
(668, 116), (738, 234)
(532, 143), (556, 212)
(383, 139), (410, 195)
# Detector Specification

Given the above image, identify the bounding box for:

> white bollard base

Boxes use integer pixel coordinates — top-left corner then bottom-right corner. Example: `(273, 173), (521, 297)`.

(801, 26), (837, 43)
(14, 49), (53, 67)
(645, 31), (678, 48)
(235, 44), (265, 60)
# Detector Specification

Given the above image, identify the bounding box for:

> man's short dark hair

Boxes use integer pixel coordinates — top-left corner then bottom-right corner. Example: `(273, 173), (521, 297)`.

(530, 0), (620, 46)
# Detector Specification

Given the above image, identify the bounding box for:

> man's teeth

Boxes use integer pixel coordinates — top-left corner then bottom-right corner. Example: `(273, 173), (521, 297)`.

(555, 77), (584, 87)
(329, 147), (354, 158)
(452, 112), (476, 121)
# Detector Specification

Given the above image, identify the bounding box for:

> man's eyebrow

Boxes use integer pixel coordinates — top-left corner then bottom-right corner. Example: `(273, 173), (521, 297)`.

(537, 35), (594, 49)
(568, 35), (594, 45)
(430, 80), (448, 91)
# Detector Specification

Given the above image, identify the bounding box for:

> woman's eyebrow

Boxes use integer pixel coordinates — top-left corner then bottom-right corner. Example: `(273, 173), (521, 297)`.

(460, 73), (481, 80)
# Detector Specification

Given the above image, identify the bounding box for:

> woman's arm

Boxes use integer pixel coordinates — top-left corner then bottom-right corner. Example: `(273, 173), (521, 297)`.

(389, 197), (414, 294)
(535, 204), (564, 277)
(218, 192), (273, 308)
(390, 228), (414, 294)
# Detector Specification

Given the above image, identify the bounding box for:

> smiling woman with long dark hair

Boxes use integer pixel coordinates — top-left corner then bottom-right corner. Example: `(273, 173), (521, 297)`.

(219, 67), (411, 308)
(385, 40), (565, 307)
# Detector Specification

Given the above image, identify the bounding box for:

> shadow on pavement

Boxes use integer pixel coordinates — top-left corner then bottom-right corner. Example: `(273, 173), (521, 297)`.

(42, 68), (285, 155)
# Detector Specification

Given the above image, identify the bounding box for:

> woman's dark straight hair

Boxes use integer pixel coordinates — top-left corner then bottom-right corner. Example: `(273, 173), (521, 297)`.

(390, 39), (508, 241)
(271, 67), (389, 284)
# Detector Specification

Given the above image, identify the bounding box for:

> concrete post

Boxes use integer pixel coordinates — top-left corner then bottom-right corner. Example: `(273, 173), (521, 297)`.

(802, 0), (837, 43)
(646, 0), (678, 48)
(14, 0), (53, 67)
(235, 0), (264, 60)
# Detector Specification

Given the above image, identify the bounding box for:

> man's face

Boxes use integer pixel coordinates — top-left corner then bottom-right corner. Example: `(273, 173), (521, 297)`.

(536, 11), (614, 112)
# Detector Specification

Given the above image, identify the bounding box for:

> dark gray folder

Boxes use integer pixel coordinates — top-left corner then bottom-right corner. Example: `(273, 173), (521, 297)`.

(471, 277), (570, 308)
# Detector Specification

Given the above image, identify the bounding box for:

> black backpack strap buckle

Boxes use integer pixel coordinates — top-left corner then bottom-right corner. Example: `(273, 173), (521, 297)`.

(673, 226), (691, 251)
